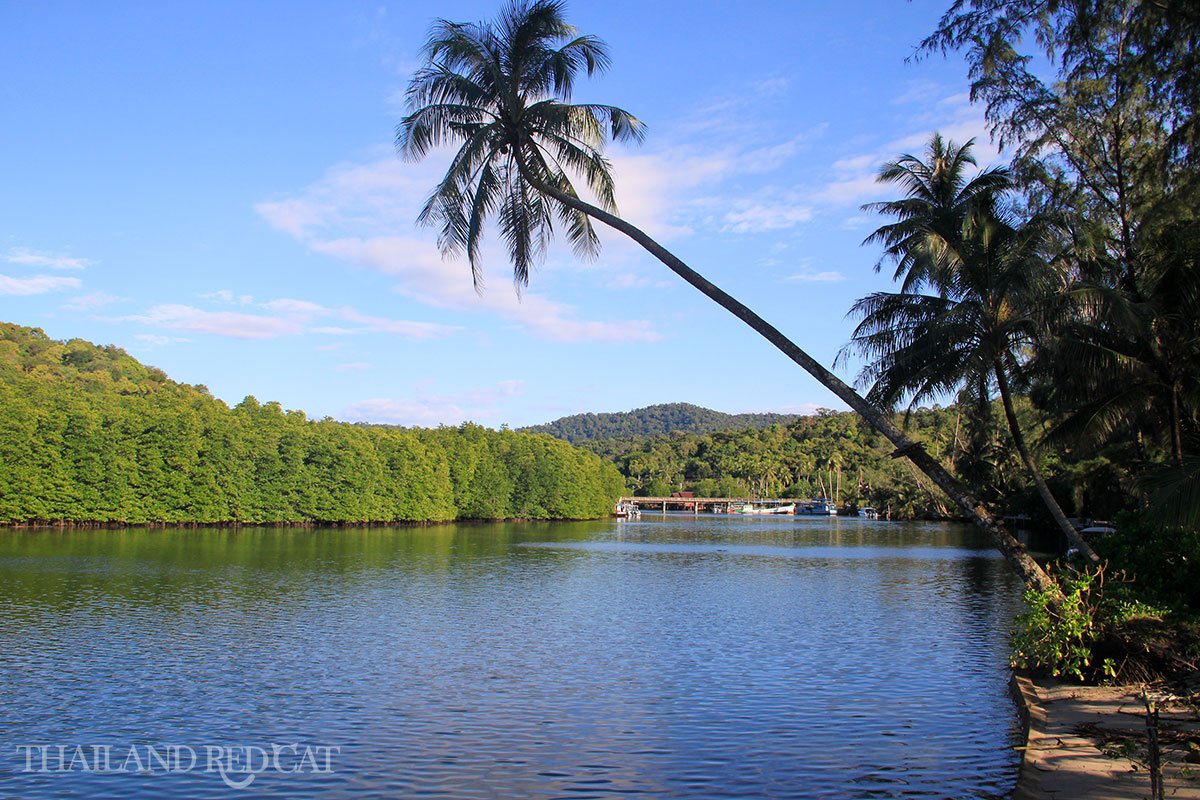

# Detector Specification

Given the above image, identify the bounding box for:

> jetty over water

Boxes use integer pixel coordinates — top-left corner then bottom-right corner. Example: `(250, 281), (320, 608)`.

(621, 496), (815, 513)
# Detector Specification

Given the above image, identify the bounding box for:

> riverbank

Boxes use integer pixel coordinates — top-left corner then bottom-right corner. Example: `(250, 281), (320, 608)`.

(0, 515), (614, 529)
(1010, 672), (1200, 798)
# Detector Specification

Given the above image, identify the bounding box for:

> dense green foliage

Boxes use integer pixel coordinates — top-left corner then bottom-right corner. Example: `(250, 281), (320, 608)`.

(521, 402), (800, 443)
(918, 0), (1200, 676)
(922, 0), (1200, 497)
(0, 323), (625, 524)
(1011, 566), (1105, 681)
(570, 405), (1042, 517)
(1095, 517), (1200, 613)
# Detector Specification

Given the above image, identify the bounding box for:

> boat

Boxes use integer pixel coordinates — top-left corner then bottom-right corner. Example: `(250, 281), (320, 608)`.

(730, 503), (796, 515)
(798, 498), (838, 516)
(614, 501), (641, 518)
(857, 506), (880, 519)
(1078, 524), (1115, 540)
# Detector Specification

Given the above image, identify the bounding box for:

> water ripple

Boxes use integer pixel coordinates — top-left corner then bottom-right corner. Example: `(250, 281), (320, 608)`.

(0, 519), (1021, 798)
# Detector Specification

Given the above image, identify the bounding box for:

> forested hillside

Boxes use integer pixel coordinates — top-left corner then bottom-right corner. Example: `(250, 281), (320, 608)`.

(0, 323), (625, 524)
(522, 402), (799, 442)
(576, 406), (1125, 521)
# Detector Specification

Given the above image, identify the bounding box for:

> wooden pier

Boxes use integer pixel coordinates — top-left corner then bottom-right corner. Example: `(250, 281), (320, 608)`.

(620, 496), (813, 514)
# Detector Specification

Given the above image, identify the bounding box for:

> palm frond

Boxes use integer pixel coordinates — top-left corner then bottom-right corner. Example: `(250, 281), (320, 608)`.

(398, 0), (642, 290)
(1141, 456), (1200, 529)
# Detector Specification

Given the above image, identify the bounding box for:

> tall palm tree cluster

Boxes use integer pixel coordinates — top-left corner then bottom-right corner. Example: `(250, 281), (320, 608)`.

(397, 0), (1197, 590)
(839, 136), (1101, 561)
(842, 129), (1200, 555)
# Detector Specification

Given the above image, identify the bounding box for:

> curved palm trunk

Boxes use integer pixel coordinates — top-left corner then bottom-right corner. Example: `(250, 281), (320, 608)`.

(522, 167), (1056, 593)
(993, 365), (1101, 563)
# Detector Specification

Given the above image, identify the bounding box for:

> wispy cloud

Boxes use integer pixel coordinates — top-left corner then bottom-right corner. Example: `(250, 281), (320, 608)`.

(603, 130), (821, 242)
(812, 91), (999, 209)
(0, 273), (82, 295)
(3, 247), (90, 270)
(123, 304), (305, 339)
(342, 379), (525, 426)
(133, 333), (190, 348)
(779, 257), (846, 284)
(257, 155), (663, 343)
(61, 291), (122, 312)
(253, 113), (825, 339)
(117, 296), (459, 341)
(202, 289), (254, 306)
(337, 307), (455, 339)
(783, 269), (846, 283)
(722, 199), (814, 233)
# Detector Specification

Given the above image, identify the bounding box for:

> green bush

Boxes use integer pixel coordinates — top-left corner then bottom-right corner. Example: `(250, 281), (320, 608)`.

(1095, 515), (1200, 613)
(1011, 566), (1103, 681)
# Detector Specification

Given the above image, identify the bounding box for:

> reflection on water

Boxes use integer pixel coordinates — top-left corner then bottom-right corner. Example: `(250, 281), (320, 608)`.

(0, 515), (1021, 798)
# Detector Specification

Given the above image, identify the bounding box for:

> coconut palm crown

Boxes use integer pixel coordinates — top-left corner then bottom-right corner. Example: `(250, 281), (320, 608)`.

(862, 134), (1011, 294)
(397, 0), (645, 290)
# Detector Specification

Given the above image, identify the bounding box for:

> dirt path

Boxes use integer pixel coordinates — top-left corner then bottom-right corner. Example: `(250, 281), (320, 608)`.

(1011, 673), (1200, 799)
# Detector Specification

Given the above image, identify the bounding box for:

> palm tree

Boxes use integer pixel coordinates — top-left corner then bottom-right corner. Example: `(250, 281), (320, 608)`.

(396, 0), (1055, 592)
(843, 135), (1099, 562)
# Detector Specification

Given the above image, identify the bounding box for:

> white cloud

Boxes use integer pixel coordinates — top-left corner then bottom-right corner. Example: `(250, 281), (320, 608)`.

(309, 235), (660, 343)
(604, 133), (818, 241)
(335, 362), (372, 371)
(783, 269), (846, 283)
(612, 272), (652, 289)
(812, 91), (999, 209)
(124, 304), (304, 339)
(722, 201), (814, 234)
(337, 307), (457, 339)
(252, 125), (822, 342)
(61, 291), (122, 311)
(341, 379), (526, 426)
(261, 298), (329, 315)
(773, 402), (827, 416)
(119, 296), (459, 341)
(780, 257), (846, 283)
(0, 273), (82, 295)
(257, 155), (661, 343)
(134, 333), (190, 347)
(3, 247), (89, 270)
(342, 397), (466, 426)
(202, 289), (254, 306)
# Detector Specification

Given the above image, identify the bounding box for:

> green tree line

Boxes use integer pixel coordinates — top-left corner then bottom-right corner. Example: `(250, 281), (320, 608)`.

(521, 402), (800, 443)
(0, 323), (625, 524)
(579, 401), (1126, 522)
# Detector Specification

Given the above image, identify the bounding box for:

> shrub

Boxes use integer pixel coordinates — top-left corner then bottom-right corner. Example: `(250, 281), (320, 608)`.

(1011, 566), (1103, 681)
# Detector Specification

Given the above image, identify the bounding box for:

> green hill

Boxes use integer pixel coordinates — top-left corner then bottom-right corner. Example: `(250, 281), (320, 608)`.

(0, 322), (625, 524)
(522, 402), (800, 442)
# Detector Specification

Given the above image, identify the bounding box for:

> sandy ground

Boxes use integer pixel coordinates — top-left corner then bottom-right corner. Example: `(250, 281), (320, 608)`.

(1011, 672), (1200, 799)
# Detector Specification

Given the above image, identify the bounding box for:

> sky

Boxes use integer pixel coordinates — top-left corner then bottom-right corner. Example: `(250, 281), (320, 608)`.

(0, 0), (1004, 429)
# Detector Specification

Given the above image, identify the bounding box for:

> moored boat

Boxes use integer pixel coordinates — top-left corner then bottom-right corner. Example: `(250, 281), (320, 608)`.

(731, 503), (796, 515)
(798, 499), (838, 516)
(614, 501), (641, 518)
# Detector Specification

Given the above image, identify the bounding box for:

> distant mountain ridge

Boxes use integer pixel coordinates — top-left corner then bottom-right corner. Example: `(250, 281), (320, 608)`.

(522, 402), (801, 443)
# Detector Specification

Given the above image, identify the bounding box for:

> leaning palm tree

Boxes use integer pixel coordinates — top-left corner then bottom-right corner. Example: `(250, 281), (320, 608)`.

(843, 135), (1099, 562)
(396, 0), (1055, 592)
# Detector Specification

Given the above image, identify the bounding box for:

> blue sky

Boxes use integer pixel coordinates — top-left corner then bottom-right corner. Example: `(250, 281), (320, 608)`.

(0, 1), (1002, 428)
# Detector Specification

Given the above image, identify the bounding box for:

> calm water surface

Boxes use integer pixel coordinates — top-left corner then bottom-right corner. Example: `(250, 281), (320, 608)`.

(0, 516), (1023, 798)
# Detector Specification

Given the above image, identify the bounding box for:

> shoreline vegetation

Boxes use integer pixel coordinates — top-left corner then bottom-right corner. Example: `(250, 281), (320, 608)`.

(0, 517), (601, 529)
(0, 322), (625, 526)
(1, 321), (1078, 529)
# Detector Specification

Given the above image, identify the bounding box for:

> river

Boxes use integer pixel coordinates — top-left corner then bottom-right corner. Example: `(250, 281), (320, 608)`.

(0, 515), (1022, 798)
